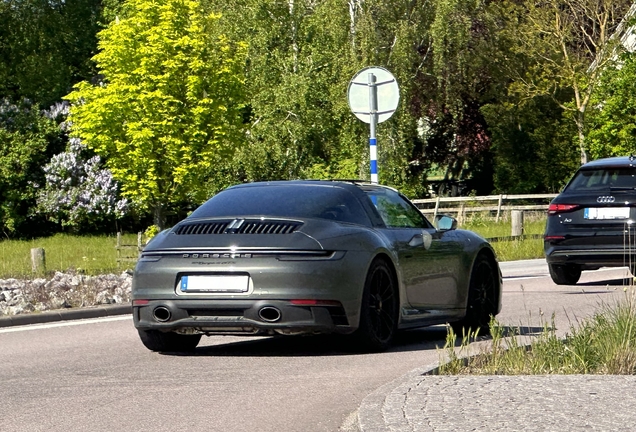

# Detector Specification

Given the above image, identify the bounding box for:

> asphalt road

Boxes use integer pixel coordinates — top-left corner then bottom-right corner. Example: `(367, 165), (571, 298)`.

(1, 259), (632, 432)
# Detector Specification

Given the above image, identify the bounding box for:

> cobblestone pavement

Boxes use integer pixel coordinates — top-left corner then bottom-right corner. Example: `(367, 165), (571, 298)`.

(357, 369), (636, 431)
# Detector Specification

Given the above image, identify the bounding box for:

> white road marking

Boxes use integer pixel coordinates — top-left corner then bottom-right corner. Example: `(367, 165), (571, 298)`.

(505, 276), (544, 281)
(0, 315), (132, 334)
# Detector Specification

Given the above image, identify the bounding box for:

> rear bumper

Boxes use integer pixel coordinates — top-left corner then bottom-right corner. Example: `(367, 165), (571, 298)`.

(545, 244), (636, 269)
(133, 299), (353, 336)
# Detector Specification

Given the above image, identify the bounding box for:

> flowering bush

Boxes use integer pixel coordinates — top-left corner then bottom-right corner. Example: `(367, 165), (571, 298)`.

(37, 137), (128, 230)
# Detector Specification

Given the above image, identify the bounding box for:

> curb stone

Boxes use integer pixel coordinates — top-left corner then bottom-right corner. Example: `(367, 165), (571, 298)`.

(0, 303), (131, 328)
(356, 362), (440, 432)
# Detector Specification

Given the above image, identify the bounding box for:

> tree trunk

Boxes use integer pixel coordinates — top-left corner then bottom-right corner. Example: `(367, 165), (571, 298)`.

(289, 0), (298, 73)
(348, 0), (357, 48)
(576, 111), (587, 165)
(153, 203), (166, 231)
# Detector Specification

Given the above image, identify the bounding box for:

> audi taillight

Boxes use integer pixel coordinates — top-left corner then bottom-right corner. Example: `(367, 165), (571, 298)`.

(548, 204), (580, 215)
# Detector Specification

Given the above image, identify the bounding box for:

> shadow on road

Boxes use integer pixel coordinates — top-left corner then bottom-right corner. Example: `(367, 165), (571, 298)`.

(160, 326), (453, 357)
(160, 324), (549, 357)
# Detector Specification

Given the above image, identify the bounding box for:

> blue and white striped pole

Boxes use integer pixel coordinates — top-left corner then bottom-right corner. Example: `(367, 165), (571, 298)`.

(368, 73), (378, 184)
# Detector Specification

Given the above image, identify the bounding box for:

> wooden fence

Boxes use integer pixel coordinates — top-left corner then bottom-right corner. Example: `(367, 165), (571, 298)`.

(115, 232), (144, 263)
(412, 193), (557, 224)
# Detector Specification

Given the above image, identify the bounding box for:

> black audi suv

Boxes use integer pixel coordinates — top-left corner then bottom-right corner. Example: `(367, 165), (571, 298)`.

(544, 156), (636, 285)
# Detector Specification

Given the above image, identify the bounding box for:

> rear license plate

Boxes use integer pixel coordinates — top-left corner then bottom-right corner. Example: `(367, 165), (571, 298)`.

(179, 275), (249, 293)
(584, 207), (630, 220)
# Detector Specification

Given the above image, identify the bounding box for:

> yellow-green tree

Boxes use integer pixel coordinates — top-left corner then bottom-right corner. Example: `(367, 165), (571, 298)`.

(66, 0), (247, 229)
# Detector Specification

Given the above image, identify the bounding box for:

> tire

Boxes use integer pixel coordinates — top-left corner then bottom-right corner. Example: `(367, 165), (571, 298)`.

(452, 254), (498, 336)
(353, 259), (398, 352)
(137, 329), (202, 352)
(548, 263), (581, 285)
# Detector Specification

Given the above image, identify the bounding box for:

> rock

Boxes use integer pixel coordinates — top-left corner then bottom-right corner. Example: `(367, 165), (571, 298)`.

(0, 271), (133, 316)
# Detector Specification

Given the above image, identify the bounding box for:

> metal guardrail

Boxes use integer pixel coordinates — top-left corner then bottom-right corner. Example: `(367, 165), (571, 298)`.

(412, 193), (557, 222)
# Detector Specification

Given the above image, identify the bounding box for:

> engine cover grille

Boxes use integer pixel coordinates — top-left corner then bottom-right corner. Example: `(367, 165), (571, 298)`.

(174, 219), (302, 235)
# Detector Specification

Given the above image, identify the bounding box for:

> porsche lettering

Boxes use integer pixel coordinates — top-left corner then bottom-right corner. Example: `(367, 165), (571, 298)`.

(182, 253), (253, 259)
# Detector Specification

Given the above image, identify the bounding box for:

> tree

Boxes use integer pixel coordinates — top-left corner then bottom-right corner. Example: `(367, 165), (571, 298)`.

(505, 0), (633, 165)
(482, 97), (579, 193)
(424, 0), (496, 188)
(208, 0), (436, 197)
(66, 0), (247, 229)
(0, 99), (65, 236)
(0, 0), (103, 107)
(587, 52), (636, 158)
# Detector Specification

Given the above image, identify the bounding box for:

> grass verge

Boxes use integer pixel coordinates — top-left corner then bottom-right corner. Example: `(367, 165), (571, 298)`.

(0, 233), (140, 278)
(439, 294), (636, 375)
(463, 213), (546, 261)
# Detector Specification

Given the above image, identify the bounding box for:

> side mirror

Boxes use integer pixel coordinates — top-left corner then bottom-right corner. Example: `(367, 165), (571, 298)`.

(434, 214), (457, 231)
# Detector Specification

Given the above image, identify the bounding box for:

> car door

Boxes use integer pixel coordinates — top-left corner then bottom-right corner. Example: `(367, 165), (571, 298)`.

(367, 189), (463, 310)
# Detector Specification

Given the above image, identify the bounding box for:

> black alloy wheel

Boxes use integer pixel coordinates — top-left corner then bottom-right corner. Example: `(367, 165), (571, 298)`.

(452, 254), (498, 335)
(548, 263), (582, 285)
(137, 329), (202, 352)
(354, 259), (398, 352)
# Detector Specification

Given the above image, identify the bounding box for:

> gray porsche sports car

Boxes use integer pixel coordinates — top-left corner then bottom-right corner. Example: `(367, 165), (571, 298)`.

(132, 180), (502, 352)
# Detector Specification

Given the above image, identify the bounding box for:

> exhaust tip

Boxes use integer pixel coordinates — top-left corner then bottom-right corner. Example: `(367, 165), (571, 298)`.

(153, 306), (171, 322)
(258, 306), (281, 322)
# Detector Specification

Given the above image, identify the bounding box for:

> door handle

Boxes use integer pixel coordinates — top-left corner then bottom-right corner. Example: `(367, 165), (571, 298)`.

(408, 231), (433, 249)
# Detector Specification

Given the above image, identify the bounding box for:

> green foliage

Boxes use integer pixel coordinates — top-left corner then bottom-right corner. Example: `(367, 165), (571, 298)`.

(431, 0), (480, 114)
(0, 0), (103, 107)
(482, 98), (579, 193)
(204, 0), (434, 197)
(501, 0), (633, 164)
(66, 0), (248, 228)
(588, 53), (636, 158)
(0, 100), (64, 235)
(143, 224), (160, 242)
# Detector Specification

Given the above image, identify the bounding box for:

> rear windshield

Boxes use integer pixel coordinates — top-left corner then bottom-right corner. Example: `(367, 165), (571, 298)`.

(566, 168), (636, 192)
(189, 184), (371, 225)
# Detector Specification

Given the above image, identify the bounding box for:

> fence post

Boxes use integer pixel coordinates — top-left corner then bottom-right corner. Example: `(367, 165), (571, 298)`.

(433, 196), (440, 220)
(511, 210), (524, 238)
(458, 202), (465, 226)
(31, 248), (46, 274)
(495, 194), (503, 222)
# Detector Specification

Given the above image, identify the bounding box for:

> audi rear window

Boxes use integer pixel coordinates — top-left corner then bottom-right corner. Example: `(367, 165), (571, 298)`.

(190, 184), (372, 225)
(565, 168), (636, 192)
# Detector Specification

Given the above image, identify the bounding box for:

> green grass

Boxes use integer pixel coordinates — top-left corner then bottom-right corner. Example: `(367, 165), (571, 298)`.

(461, 212), (546, 238)
(0, 233), (140, 278)
(461, 212), (546, 261)
(439, 293), (636, 375)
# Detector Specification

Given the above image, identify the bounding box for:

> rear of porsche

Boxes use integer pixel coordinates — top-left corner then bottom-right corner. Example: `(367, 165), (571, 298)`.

(544, 157), (636, 280)
(132, 217), (376, 337)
